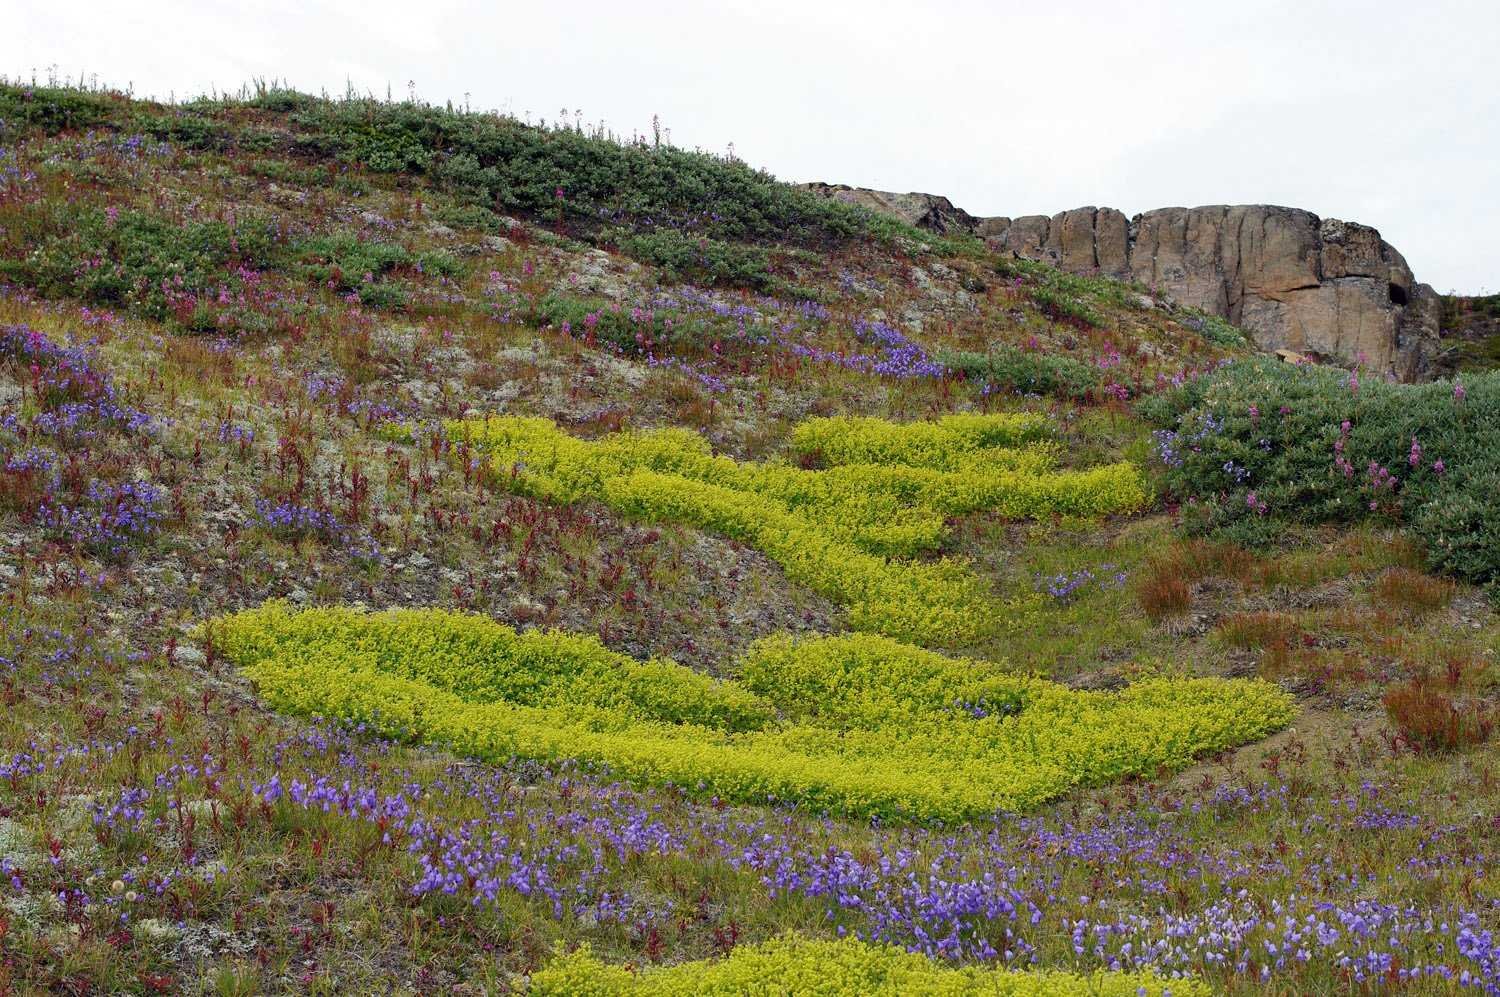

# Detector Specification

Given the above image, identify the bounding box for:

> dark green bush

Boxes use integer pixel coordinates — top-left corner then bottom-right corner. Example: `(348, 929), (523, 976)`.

(534, 293), (723, 355)
(940, 346), (1100, 399)
(134, 109), (228, 150)
(434, 203), (506, 234)
(1146, 358), (1500, 584)
(1032, 285), (1103, 329)
(292, 233), (461, 310)
(1189, 312), (1248, 347)
(0, 204), (286, 322)
(3, 84), (960, 284)
(0, 84), (115, 133)
(615, 229), (771, 290)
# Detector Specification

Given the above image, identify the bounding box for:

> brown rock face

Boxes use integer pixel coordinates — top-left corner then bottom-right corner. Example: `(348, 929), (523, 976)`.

(985, 204), (1439, 380)
(803, 183), (1441, 380)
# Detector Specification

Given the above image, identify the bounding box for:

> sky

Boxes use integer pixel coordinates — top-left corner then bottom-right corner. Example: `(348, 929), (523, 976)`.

(6, 0), (1497, 292)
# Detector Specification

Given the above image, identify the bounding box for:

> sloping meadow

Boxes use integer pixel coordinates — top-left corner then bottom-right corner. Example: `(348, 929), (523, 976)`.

(209, 412), (1293, 824)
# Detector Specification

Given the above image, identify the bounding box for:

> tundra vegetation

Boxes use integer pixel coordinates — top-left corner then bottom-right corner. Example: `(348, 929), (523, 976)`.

(0, 78), (1497, 994)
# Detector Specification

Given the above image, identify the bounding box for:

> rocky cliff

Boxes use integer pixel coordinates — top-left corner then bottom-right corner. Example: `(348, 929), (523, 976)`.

(801, 186), (1442, 380)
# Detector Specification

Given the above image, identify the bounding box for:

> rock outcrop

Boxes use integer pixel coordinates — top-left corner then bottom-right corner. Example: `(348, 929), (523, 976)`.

(804, 184), (1442, 380)
(799, 183), (978, 235)
(983, 206), (1439, 380)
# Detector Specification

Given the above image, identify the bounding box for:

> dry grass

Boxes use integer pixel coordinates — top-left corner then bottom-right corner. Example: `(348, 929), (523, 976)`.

(1384, 679), (1494, 751)
(1215, 611), (1304, 650)
(1373, 567), (1455, 613)
(1168, 538), (1256, 583)
(1262, 645), (1369, 689)
(1136, 561), (1191, 621)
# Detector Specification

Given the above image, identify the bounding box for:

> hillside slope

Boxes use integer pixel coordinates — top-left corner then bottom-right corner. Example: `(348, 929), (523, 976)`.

(1, 82), (1498, 995)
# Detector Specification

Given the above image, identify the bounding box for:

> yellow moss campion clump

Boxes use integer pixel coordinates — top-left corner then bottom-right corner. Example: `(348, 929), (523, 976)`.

(210, 604), (1296, 823)
(526, 935), (1211, 995)
(444, 414), (1147, 645)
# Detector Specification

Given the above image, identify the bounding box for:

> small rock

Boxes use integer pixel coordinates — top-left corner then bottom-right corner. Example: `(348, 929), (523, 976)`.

(175, 644), (207, 667)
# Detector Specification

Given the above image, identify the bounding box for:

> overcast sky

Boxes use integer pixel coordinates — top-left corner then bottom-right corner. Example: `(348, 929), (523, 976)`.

(7, 0), (1496, 292)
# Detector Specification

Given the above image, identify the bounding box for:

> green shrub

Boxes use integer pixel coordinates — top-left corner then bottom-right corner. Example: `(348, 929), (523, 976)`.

(614, 229), (771, 290)
(939, 347), (1100, 400)
(0, 204), (287, 324)
(0, 84), (115, 133)
(134, 109), (229, 150)
(1031, 285), (1103, 329)
(292, 232), (460, 309)
(0, 83), (970, 275)
(534, 293), (725, 356)
(1189, 311), (1247, 347)
(1146, 358), (1500, 584)
(279, 97), (871, 249)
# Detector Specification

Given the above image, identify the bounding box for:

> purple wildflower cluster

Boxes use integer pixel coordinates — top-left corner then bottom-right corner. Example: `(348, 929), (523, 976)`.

(763, 311), (943, 380)
(1152, 412), (1224, 469)
(0, 323), (153, 438)
(485, 277), (947, 390)
(0, 324), (166, 554)
(250, 497), (384, 565)
(646, 354), (730, 394)
(1034, 565), (1129, 605)
(299, 370), (402, 425)
(251, 498), (343, 538)
(38, 479), (166, 556)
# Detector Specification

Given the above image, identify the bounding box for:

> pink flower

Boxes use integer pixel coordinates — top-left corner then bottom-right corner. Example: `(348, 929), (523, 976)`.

(1454, 381), (1467, 402)
(1433, 459), (1446, 475)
